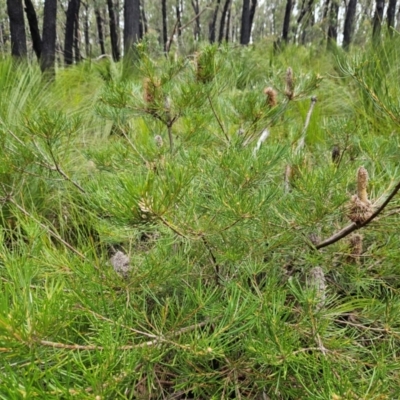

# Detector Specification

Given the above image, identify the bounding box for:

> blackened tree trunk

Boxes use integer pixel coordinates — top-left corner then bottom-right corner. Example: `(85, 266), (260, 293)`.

(249, 0), (257, 31)
(107, 0), (120, 61)
(191, 0), (201, 41)
(209, 0), (221, 43)
(74, 0), (81, 63)
(176, 0), (182, 38)
(225, 8), (231, 41)
(41, 0), (57, 73)
(24, 0), (41, 59)
(240, 0), (251, 44)
(162, 0), (168, 51)
(386, 0), (397, 35)
(342, 0), (357, 49)
(83, 2), (90, 57)
(95, 8), (105, 55)
(124, 0), (140, 56)
(140, 0), (148, 36)
(327, 0), (339, 48)
(64, 0), (79, 64)
(6, 0), (27, 58)
(372, 0), (385, 40)
(218, 0), (231, 42)
(282, 0), (294, 42)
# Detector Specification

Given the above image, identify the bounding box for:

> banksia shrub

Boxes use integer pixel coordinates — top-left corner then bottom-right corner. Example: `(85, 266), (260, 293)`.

(285, 67), (295, 100)
(264, 87), (278, 107)
(347, 167), (374, 223)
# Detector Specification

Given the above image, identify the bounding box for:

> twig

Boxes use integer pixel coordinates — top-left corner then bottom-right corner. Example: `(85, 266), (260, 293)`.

(202, 236), (221, 286)
(295, 95), (317, 154)
(207, 94), (230, 143)
(315, 179), (400, 249)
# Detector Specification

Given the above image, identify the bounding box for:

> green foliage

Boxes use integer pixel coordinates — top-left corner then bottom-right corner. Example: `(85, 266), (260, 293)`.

(1, 41), (400, 398)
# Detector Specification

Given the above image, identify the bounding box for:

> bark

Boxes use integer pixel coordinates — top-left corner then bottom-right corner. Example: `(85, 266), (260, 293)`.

(342, 0), (357, 49)
(176, 0), (182, 37)
(64, 0), (79, 64)
(240, 0), (251, 44)
(209, 0), (221, 43)
(162, 0), (168, 51)
(74, 0), (81, 63)
(141, 0), (148, 35)
(372, 0), (385, 40)
(191, 0), (201, 41)
(95, 8), (105, 55)
(124, 0), (140, 55)
(327, 0), (339, 47)
(249, 0), (257, 31)
(83, 2), (90, 57)
(24, 0), (42, 59)
(225, 8), (231, 41)
(218, 0), (231, 42)
(6, 0), (27, 58)
(41, 0), (57, 73)
(282, 0), (294, 42)
(386, 0), (397, 34)
(107, 0), (120, 61)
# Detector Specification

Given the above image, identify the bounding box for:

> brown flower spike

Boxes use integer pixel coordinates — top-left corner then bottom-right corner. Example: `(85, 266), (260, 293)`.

(348, 167), (374, 223)
(264, 87), (277, 107)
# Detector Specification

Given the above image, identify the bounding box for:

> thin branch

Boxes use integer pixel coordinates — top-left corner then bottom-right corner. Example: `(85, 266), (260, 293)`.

(316, 179), (400, 249)
(296, 95), (317, 153)
(207, 94), (230, 143)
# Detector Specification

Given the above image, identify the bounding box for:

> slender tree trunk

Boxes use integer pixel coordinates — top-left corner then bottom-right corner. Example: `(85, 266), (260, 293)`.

(282, 0), (294, 42)
(162, 0), (168, 51)
(74, 0), (81, 63)
(225, 8), (231, 41)
(191, 0), (201, 41)
(141, 0), (148, 35)
(41, 0), (57, 73)
(386, 0), (397, 34)
(327, 0), (339, 47)
(240, 0), (251, 44)
(209, 0), (221, 43)
(343, 0), (357, 49)
(249, 0), (257, 31)
(372, 0), (385, 40)
(218, 0), (231, 42)
(176, 0), (182, 37)
(65, 0), (79, 64)
(83, 2), (90, 57)
(107, 0), (120, 61)
(24, 0), (42, 60)
(124, 0), (140, 56)
(6, 0), (27, 58)
(95, 8), (105, 55)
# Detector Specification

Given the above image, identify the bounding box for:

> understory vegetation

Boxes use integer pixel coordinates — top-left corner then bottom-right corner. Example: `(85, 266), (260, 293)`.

(1, 40), (400, 399)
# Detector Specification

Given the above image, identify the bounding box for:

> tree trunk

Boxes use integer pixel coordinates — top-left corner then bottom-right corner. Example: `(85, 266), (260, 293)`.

(342, 0), (357, 49)
(95, 8), (105, 55)
(191, 0), (201, 41)
(176, 0), (182, 37)
(24, 0), (42, 59)
(327, 0), (339, 47)
(41, 0), (57, 73)
(282, 0), (294, 42)
(141, 0), (148, 36)
(249, 0), (257, 32)
(124, 0), (140, 56)
(162, 0), (168, 51)
(6, 0), (27, 58)
(225, 8), (231, 41)
(83, 2), (90, 57)
(209, 0), (221, 43)
(386, 0), (397, 34)
(240, 0), (251, 44)
(107, 0), (120, 61)
(218, 0), (231, 42)
(74, 0), (81, 63)
(372, 0), (385, 41)
(65, 0), (79, 64)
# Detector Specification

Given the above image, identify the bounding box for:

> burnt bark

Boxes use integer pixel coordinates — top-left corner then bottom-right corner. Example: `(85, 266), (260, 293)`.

(107, 0), (120, 61)
(372, 0), (385, 40)
(218, 0), (231, 42)
(240, 0), (251, 44)
(124, 0), (140, 55)
(74, 0), (81, 62)
(342, 0), (357, 49)
(6, 0), (27, 58)
(41, 0), (57, 73)
(162, 0), (168, 51)
(83, 2), (90, 57)
(209, 0), (221, 43)
(327, 0), (339, 47)
(191, 0), (201, 41)
(176, 0), (182, 37)
(282, 0), (294, 42)
(24, 0), (41, 59)
(249, 0), (257, 31)
(386, 0), (397, 34)
(64, 0), (79, 64)
(95, 8), (105, 55)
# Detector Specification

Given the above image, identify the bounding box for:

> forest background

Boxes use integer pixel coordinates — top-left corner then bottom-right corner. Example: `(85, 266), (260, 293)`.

(1, 0), (400, 399)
